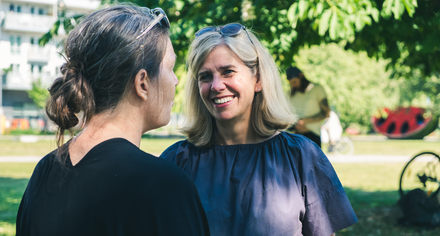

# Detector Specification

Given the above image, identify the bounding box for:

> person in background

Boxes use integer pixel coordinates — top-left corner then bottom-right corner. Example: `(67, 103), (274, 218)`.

(286, 66), (330, 148)
(161, 23), (357, 236)
(16, 5), (210, 236)
(321, 110), (344, 152)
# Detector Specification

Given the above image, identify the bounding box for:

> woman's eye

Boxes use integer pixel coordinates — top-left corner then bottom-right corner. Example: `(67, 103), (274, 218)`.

(224, 70), (234, 75)
(199, 74), (212, 81)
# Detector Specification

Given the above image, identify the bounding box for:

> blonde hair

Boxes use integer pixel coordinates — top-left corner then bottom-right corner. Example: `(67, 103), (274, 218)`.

(182, 26), (296, 146)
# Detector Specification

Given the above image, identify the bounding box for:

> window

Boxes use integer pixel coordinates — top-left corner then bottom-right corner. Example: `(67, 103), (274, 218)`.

(31, 7), (34, 14)
(12, 64), (19, 73)
(38, 8), (44, 15)
(38, 65), (43, 73)
(9, 4), (14, 12)
(30, 38), (34, 45)
(17, 5), (21, 13)
(10, 36), (21, 53)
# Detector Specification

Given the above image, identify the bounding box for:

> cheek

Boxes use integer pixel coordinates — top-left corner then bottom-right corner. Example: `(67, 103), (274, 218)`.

(198, 83), (210, 100)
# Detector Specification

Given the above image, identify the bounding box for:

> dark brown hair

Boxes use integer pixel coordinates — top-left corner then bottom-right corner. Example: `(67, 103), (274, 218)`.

(46, 5), (169, 162)
(286, 66), (310, 96)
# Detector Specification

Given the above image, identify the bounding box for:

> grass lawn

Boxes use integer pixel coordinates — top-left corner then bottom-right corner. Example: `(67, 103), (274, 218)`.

(0, 163), (37, 236)
(1, 137), (440, 235)
(1, 137), (439, 157)
(333, 163), (440, 235)
(0, 138), (183, 157)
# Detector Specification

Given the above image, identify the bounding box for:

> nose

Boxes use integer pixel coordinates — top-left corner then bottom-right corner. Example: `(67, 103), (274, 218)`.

(173, 72), (179, 86)
(211, 74), (225, 92)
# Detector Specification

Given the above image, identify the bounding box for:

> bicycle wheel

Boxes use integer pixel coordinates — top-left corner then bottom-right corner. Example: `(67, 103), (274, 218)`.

(399, 152), (440, 200)
(333, 137), (355, 156)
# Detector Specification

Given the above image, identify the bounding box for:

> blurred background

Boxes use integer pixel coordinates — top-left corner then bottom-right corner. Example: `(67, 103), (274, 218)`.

(1, 0), (440, 235)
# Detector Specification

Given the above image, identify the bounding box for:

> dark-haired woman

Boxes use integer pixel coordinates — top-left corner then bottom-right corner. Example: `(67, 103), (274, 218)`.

(16, 5), (209, 236)
(286, 66), (330, 148)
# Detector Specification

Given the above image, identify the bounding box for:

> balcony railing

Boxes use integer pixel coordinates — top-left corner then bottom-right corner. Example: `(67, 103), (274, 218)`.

(2, 71), (52, 90)
(2, 12), (56, 33)
(28, 46), (51, 62)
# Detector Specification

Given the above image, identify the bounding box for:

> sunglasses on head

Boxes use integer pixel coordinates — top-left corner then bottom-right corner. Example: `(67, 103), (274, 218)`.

(195, 23), (255, 46)
(136, 7), (170, 40)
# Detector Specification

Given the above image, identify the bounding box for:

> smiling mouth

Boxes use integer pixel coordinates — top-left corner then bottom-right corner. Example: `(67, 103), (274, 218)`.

(213, 96), (233, 104)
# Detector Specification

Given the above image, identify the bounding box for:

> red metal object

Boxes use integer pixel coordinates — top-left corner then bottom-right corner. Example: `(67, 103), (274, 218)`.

(372, 107), (439, 139)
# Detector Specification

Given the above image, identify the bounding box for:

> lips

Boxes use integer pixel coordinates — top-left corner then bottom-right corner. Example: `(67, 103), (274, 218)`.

(213, 96), (233, 104)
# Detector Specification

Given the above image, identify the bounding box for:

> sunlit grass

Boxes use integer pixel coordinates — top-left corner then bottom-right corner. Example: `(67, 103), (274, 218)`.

(0, 138), (183, 157)
(1, 138), (440, 236)
(334, 163), (440, 235)
(0, 163), (36, 236)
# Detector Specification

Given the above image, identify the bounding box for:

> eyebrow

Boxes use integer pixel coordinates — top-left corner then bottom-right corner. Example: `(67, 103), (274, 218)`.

(198, 64), (236, 76)
(198, 70), (211, 78)
(218, 65), (236, 71)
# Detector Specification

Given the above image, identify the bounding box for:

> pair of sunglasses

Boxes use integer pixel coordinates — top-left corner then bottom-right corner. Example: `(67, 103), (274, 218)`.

(195, 23), (255, 46)
(136, 8), (170, 40)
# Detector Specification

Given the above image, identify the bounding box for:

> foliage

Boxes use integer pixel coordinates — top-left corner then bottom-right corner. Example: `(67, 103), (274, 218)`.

(2, 65), (12, 74)
(293, 43), (399, 130)
(38, 10), (83, 47)
(42, 0), (439, 78)
(393, 75), (440, 114)
(27, 79), (49, 109)
(172, 64), (187, 113)
(39, 0), (440, 128)
(94, 1), (432, 75)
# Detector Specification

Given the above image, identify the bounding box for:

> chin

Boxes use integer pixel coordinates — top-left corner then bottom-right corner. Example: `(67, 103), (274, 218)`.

(214, 114), (235, 121)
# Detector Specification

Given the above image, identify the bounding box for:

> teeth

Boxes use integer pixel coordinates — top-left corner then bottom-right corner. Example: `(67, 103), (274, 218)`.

(214, 97), (233, 104)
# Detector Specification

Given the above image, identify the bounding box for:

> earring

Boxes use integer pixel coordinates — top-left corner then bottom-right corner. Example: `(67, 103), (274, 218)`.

(257, 88), (261, 91)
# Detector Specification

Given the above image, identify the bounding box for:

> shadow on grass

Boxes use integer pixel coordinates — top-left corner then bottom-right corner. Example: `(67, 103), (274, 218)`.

(339, 187), (440, 236)
(0, 177), (28, 228)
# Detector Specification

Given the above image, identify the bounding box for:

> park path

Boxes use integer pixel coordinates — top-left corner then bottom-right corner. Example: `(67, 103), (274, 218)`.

(0, 154), (413, 163)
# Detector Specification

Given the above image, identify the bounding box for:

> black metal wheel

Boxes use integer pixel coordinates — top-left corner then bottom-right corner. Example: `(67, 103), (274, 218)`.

(399, 152), (440, 200)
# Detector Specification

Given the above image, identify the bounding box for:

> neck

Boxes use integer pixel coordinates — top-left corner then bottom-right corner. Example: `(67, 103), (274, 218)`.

(68, 102), (145, 166)
(78, 109), (143, 147)
(215, 117), (263, 145)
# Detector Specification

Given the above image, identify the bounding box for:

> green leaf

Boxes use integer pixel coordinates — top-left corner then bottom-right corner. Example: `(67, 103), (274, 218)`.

(319, 9), (332, 36)
(49, 20), (60, 35)
(371, 8), (379, 22)
(308, 7), (315, 19)
(287, 3), (299, 27)
(298, 0), (310, 20)
(402, 0), (416, 17)
(27, 79), (50, 109)
(355, 14), (363, 31)
(316, 2), (324, 16)
(174, 0), (185, 11)
(38, 32), (52, 46)
(392, 0), (404, 20)
(329, 11), (338, 40)
(382, 0), (394, 17)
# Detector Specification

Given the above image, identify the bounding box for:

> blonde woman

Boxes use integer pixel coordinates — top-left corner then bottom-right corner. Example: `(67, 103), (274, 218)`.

(161, 23), (357, 236)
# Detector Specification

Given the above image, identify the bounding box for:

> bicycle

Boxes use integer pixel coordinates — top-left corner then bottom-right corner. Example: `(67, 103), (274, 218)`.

(327, 137), (355, 156)
(399, 151), (440, 202)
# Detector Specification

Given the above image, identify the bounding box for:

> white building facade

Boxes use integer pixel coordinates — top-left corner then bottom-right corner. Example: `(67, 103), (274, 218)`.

(0, 0), (99, 133)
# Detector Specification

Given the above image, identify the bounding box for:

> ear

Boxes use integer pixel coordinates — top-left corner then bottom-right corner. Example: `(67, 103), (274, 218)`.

(254, 71), (262, 92)
(134, 69), (150, 101)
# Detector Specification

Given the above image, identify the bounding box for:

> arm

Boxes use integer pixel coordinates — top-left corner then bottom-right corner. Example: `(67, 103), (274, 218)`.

(294, 98), (330, 133)
(302, 98), (331, 124)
